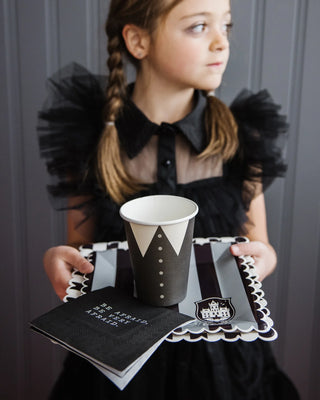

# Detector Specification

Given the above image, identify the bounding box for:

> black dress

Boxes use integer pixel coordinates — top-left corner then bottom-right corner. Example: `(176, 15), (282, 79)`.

(38, 63), (300, 399)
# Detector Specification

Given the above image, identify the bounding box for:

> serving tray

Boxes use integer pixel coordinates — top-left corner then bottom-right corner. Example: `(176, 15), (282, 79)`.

(64, 237), (277, 342)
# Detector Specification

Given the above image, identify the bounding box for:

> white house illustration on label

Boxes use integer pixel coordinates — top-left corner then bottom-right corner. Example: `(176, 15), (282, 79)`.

(200, 299), (231, 320)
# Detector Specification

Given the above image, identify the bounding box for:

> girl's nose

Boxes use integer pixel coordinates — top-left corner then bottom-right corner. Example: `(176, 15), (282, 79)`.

(209, 29), (229, 52)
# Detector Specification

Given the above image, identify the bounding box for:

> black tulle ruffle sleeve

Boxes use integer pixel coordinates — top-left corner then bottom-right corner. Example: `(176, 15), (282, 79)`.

(229, 89), (288, 204)
(37, 63), (106, 210)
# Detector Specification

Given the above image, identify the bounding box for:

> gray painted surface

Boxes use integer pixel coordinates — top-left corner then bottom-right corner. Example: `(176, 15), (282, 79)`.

(0, 0), (319, 398)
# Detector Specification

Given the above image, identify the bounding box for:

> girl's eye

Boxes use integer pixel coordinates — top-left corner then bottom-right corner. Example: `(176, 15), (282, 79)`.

(188, 23), (207, 34)
(222, 22), (234, 36)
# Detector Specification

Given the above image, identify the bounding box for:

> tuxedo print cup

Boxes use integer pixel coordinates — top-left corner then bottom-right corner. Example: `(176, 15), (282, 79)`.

(120, 195), (198, 306)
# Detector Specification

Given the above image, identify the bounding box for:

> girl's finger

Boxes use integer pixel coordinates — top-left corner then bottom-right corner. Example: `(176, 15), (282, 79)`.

(230, 241), (265, 257)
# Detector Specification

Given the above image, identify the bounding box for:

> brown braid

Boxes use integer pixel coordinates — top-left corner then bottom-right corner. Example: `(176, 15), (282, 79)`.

(96, 34), (143, 204)
(200, 94), (238, 161)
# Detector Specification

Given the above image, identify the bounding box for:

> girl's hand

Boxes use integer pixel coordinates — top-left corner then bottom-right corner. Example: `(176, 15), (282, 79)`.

(230, 241), (277, 281)
(43, 245), (94, 300)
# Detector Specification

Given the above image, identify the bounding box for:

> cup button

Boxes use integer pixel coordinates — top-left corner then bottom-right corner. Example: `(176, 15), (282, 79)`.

(162, 159), (172, 167)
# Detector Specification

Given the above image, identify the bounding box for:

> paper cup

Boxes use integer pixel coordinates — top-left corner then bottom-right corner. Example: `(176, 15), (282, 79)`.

(120, 195), (198, 306)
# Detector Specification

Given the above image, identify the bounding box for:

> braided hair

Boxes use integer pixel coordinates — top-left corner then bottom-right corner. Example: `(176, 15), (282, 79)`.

(96, 32), (140, 203)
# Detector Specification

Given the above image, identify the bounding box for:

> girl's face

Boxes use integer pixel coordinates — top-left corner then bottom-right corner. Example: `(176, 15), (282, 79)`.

(144, 0), (231, 92)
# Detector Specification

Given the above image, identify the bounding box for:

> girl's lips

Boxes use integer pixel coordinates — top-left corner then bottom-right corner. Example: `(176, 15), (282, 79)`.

(208, 62), (223, 67)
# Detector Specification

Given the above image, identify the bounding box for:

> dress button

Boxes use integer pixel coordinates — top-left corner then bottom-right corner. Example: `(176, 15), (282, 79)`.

(162, 159), (172, 167)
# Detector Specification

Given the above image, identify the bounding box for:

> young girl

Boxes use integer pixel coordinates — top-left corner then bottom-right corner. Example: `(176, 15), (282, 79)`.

(38, 0), (300, 398)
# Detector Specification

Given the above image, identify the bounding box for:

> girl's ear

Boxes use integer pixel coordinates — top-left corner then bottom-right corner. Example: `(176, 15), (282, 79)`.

(122, 24), (150, 60)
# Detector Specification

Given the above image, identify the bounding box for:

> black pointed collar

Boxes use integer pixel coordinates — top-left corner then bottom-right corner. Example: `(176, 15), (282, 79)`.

(116, 85), (208, 159)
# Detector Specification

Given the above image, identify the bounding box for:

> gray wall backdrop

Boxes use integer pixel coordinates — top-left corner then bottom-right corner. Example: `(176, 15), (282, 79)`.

(1, 0), (319, 399)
